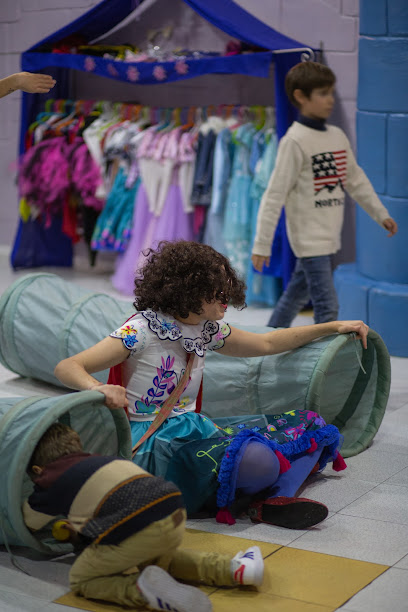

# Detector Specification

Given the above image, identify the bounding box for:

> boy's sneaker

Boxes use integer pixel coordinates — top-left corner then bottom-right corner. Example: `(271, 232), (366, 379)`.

(137, 565), (212, 612)
(230, 546), (264, 587)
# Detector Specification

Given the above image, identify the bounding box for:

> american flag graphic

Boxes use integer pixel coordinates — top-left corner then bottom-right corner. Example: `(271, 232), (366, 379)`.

(312, 150), (346, 194)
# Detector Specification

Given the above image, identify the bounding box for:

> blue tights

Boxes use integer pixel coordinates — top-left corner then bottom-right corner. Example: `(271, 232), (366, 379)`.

(235, 441), (322, 498)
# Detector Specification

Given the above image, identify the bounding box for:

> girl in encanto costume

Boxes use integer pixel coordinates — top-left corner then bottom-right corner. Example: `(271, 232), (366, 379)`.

(55, 241), (368, 529)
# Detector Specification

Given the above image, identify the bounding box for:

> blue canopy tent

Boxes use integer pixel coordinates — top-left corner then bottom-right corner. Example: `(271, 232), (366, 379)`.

(11, 0), (315, 280)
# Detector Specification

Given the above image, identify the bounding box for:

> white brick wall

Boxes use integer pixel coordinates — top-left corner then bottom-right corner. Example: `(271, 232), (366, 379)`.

(0, 0), (359, 248)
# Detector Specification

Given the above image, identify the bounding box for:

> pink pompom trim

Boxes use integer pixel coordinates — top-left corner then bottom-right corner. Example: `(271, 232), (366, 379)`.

(333, 452), (347, 472)
(216, 507), (236, 525)
(275, 450), (291, 473)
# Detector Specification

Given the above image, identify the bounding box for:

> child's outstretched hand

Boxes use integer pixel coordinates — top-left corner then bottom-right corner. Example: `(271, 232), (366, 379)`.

(14, 72), (56, 94)
(382, 217), (398, 237)
(336, 320), (369, 349)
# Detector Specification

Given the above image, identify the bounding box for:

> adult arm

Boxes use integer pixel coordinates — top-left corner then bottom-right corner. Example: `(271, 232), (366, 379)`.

(54, 337), (130, 410)
(251, 136), (303, 271)
(217, 320), (369, 358)
(345, 141), (398, 236)
(0, 72), (56, 98)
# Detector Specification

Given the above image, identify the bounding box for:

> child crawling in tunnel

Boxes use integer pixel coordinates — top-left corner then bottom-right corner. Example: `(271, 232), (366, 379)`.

(23, 422), (264, 612)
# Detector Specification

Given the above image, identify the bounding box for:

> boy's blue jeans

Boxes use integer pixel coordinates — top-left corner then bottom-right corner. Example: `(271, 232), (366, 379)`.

(268, 255), (338, 328)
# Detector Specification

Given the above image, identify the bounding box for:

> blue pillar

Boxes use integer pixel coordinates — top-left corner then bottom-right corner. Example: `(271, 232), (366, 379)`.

(334, 0), (408, 356)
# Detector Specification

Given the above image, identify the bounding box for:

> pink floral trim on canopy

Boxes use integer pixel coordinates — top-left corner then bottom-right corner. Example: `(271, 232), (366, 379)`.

(107, 63), (119, 78)
(153, 65), (167, 81)
(84, 57), (96, 72)
(175, 61), (189, 75)
(127, 66), (140, 82)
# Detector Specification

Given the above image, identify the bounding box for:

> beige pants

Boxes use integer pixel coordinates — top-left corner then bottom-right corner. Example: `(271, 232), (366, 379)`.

(70, 508), (234, 608)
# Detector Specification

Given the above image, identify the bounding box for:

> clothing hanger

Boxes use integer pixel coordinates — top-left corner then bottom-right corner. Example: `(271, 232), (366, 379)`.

(262, 106), (276, 141)
(180, 106), (196, 132)
(46, 100), (78, 136)
(156, 108), (176, 133)
(228, 106), (244, 131)
(252, 105), (266, 131)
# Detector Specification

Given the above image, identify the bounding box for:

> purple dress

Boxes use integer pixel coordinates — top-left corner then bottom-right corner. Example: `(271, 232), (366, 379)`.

(112, 130), (194, 296)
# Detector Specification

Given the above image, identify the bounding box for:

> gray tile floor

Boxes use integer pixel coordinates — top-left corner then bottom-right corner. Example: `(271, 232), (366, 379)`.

(0, 250), (408, 611)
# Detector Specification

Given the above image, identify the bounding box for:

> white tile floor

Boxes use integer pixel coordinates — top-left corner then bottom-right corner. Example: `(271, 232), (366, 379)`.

(1, 249), (408, 611)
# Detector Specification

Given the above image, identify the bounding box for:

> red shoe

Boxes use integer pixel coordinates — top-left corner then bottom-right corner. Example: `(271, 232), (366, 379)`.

(248, 496), (328, 529)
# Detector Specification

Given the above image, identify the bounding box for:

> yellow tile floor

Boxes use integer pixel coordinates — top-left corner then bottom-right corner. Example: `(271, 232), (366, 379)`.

(55, 529), (388, 612)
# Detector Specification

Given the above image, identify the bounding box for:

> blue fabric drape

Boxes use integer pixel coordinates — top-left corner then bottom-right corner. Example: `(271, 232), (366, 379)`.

(27, 0), (140, 52)
(273, 53), (300, 285)
(28, 0), (307, 55)
(11, 215), (73, 269)
(183, 0), (305, 50)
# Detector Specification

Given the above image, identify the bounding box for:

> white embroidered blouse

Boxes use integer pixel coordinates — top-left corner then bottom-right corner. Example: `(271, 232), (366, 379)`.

(110, 310), (231, 422)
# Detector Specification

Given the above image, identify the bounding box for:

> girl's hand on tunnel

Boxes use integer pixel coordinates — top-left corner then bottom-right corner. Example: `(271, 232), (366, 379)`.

(90, 384), (129, 410)
(335, 320), (369, 349)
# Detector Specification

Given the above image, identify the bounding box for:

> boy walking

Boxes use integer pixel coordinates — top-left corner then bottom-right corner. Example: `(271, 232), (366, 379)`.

(23, 423), (263, 612)
(252, 61), (397, 328)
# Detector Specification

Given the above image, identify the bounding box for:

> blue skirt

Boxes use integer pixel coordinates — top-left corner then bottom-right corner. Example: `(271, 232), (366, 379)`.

(130, 412), (221, 476)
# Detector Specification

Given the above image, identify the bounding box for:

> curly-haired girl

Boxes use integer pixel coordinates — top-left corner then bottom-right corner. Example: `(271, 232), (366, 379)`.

(55, 240), (369, 531)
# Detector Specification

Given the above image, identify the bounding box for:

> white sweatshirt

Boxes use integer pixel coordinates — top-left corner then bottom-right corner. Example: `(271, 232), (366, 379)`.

(252, 121), (390, 258)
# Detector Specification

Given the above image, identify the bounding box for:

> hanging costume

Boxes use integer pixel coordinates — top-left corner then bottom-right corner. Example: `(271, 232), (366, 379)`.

(111, 128), (194, 295)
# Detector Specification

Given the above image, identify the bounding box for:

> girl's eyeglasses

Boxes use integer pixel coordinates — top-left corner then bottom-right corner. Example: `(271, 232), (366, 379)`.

(215, 290), (230, 303)
(215, 278), (232, 303)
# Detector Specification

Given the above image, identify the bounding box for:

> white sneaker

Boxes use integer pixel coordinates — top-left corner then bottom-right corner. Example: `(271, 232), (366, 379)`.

(231, 546), (264, 587)
(137, 565), (213, 612)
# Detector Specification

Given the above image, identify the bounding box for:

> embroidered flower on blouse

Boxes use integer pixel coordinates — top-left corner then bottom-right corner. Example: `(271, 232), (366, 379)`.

(134, 399), (157, 414)
(84, 57), (96, 72)
(153, 65), (167, 81)
(183, 320), (225, 356)
(127, 66), (140, 82)
(142, 310), (181, 341)
(173, 397), (190, 411)
(175, 60), (189, 75)
(111, 324), (139, 350)
(207, 322), (231, 350)
(107, 63), (119, 78)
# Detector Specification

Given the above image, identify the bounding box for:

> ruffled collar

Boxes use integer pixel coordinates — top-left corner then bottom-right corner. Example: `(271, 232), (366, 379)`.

(141, 310), (220, 357)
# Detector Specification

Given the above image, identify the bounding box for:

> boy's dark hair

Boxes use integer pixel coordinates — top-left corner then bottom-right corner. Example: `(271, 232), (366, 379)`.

(134, 240), (247, 319)
(285, 61), (336, 108)
(28, 422), (83, 477)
